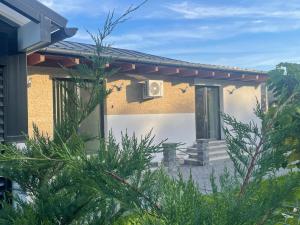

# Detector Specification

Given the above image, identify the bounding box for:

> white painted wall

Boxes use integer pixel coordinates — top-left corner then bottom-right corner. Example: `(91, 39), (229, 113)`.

(11, 142), (31, 207)
(194, 79), (262, 130)
(105, 113), (196, 161)
(222, 84), (262, 125)
(79, 88), (101, 154)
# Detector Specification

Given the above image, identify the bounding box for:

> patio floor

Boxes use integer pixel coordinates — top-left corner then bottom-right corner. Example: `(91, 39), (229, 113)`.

(166, 159), (234, 193)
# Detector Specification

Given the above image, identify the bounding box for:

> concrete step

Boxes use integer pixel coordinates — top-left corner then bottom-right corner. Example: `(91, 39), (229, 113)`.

(186, 147), (198, 153)
(188, 152), (198, 159)
(184, 158), (203, 166)
(176, 152), (189, 161)
(206, 140), (226, 146)
(208, 145), (227, 152)
(195, 140), (227, 148)
(209, 149), (227, 156)
(209, 153), (228, 160)
(209, 154), (230, 162)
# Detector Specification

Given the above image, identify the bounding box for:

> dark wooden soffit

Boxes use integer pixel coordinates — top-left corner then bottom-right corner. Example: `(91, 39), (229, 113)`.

(27, 53), (268, 83)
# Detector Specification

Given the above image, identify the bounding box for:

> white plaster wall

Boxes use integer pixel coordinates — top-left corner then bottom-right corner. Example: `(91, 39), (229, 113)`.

(223, 84), (262, 126)
(105, 113), (196, 161)
(194, 79), (262, 128)
(78, 88), (101, 154)
(11, 142), (31, 207)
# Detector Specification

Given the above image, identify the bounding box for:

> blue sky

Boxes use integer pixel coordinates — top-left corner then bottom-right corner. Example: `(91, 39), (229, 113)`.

(39, 0), (300, 71)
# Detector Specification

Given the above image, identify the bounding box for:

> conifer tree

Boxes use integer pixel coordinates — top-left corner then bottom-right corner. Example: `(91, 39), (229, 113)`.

(0, 2), (299, 224)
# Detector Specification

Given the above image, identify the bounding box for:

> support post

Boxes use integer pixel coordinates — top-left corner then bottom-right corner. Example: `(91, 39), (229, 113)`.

(196, 139), (210, 166)
(162, 143), (177, 174)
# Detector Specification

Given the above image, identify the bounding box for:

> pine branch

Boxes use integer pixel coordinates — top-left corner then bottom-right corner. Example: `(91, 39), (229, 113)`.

(104, 170), (161, 212)
(239, 138), (263, 196)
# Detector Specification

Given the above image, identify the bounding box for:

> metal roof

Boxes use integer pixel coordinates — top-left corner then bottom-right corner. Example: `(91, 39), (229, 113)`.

(41, 41), (266, 75)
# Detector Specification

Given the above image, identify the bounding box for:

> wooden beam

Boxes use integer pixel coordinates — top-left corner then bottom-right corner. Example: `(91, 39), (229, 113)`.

(61, 58), (80, 68)
(159, 67), (180, 75)
(118, 63), (136, 72)
(27, 53), (45, 66)
(180, 69), (199, 77)
(198, 70), (234, 80)
(135, 64), (159, 74)
(230, 73), (266, 82)
(194, 70), (220, 78)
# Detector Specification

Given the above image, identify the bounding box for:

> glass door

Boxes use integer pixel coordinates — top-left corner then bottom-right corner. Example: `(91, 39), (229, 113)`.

(195, 86), (221, 140)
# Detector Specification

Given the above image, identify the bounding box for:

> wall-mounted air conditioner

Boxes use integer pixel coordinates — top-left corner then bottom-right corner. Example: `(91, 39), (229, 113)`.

(143, 80), (164, 99)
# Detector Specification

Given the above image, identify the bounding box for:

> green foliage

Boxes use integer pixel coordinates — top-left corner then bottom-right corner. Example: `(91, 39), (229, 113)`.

(0, 128), (162, 224)
(268, 63), (300, 168)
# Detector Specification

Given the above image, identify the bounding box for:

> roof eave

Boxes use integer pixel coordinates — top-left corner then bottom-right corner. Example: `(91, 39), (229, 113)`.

(39, 47), (267, 75)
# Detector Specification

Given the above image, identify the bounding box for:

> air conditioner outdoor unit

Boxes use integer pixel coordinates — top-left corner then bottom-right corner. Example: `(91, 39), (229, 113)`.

(143, 80), (164, 99)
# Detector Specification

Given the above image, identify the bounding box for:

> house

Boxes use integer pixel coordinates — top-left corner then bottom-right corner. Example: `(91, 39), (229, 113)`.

(0, 0), (76, 203)
(27, 41), (268, 162)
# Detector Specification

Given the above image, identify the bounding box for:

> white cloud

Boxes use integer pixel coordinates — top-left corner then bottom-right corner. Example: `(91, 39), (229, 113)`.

(70, 17), (300, 52)
(167, 1), (300, 19)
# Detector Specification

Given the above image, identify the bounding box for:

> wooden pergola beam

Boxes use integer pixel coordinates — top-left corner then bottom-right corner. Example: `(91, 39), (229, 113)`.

(135, 64), (159, 74)
(240, 74), (267, 82)
(159, 67), (180, 75)
(27, 53), (268, 82)
(118, 63), (136, 72)
(193, 70), (219, 79)
(27, 53), (45, 66)
(180, 69), (199, 77)
(61, 58), (80, 68)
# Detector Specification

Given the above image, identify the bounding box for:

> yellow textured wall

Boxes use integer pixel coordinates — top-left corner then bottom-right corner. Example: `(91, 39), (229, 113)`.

(27, 66), (64, 138)
(106, 74), (195, 115)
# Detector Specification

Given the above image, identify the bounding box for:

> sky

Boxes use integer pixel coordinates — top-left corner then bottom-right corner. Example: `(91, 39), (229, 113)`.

(39, 0), (300, 71)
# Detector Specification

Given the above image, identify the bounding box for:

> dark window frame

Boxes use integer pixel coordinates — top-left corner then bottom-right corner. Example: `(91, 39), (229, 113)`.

(52, 77), (105, 138)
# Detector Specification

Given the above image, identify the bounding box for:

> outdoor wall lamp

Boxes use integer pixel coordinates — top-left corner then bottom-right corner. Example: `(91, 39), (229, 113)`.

(227, 88), (236, 95)
(179, 85), (189, 93)
(27, 78), (32, 88)
(113, 83), (124, 91)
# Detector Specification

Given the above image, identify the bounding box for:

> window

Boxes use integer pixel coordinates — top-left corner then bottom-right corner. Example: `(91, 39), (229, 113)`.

(52, 78), (103, 153)
(52, 78), (78, 127)
(195, 86), (221, 140)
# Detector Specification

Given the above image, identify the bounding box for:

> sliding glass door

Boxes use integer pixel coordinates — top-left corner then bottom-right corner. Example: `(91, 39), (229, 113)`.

(195, 86), (221, 140)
